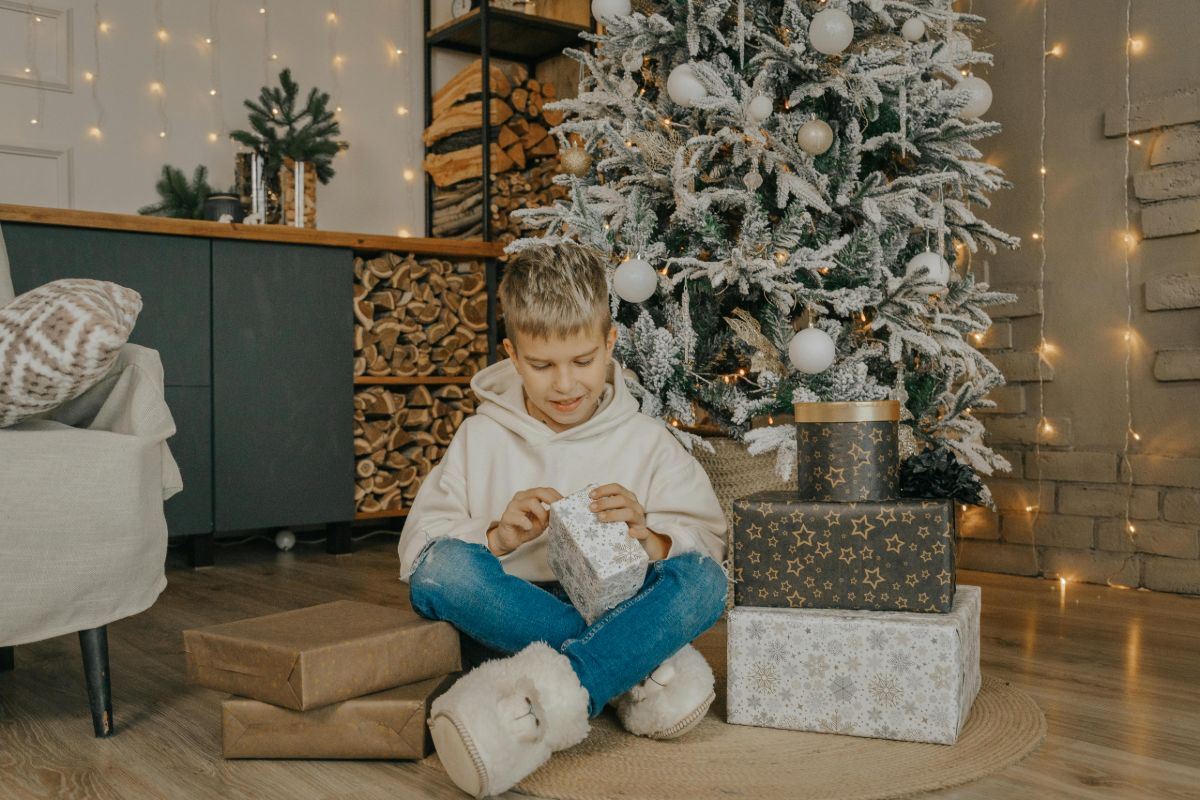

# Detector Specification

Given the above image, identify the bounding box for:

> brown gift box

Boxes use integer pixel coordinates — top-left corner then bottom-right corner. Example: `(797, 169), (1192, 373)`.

(183, 600), (460, 710)
(222, 674), (457, 759)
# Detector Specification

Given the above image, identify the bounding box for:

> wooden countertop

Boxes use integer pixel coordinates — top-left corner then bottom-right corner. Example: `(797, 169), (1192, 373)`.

(0, 204), (504, 259)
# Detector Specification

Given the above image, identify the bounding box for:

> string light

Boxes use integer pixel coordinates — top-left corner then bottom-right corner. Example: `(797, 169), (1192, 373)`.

(1045, 43), (1063, 57)
(87, 0), (106, 142)
(23, 0), (46, 139)
(152, 0), (170, 140)
(1127, 36), (1145, 55)
(261, 0), (273, 84)
(1118, 0), (1139, 571)
(98, 20), (110, 33)
(208, 132), (218, 142)
(156, 28), (169, 42)
(395, 105), (408, 115)
(402, 168), (415, 181)
(206, 0), (225, 139)
(1130, 137), (1143, 146)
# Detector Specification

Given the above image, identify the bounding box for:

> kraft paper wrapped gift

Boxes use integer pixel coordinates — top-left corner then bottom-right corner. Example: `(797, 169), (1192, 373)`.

(184, 600), (460, 710)
(727, 585), (980, 745)
(547, 484), (649, 623)
(222, 674), (457, 759)
(732, 492), (956, 612)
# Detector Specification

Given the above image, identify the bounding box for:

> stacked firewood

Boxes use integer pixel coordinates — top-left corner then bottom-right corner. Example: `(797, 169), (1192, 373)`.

(353, 252), (489, 378)
(424, 59), (567, 245)
(353, 384), (478, 513)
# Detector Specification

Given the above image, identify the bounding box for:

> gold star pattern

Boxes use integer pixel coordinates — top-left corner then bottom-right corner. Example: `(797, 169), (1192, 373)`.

(814, 540), (832, 559)
(917, 592), (929, 604)
(905, 573), (919, 587)
(793, 524), (818, 548)
(875, 507), (897, 525)
(900, 509), (916, 524)
(931, 541), (946, 555)
(786, 591), (805, 607)
(786, 557), (804, 576)
(917, 526), (931, 539)
(884, 534), (904, 554)
(767, 536), (779, 548)
(869, 428), (885, 443)
(746, 523), (764, 540)
(895, 597), (909, 610)
(838, 547), (856, 565)
(824, 466), (847, 489)
(936, 569), (952, 586)
(862, 567), (885, 589)
(824, 509), (842, 526)
(748, 551), (761, 564)
(849, 515), (876, 539)
(766, 567), (779, 581)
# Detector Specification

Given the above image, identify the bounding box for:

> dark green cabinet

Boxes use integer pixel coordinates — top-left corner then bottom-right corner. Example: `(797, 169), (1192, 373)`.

(3, 222), (353, 540)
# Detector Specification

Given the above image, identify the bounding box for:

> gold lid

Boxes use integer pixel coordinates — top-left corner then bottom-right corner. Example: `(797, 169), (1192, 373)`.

(792, 400), (900, 423)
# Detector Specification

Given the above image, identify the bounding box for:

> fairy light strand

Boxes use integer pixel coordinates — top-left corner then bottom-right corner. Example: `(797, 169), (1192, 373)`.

(261, 0), (273, 85)
(1030, 0), (1050, 546)
(89, 0), (106, 137)
(1120, 0), (1136, 542)
(328, 0), (342, 99)
(207, 0), (225, 139)
(24, 1), (45, 128)
(152, 0), (169, 139)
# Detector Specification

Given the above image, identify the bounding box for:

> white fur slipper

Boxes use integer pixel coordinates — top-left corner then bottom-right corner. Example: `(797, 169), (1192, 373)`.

(429, 642), (590, 797)
(615, 644), (715, 740)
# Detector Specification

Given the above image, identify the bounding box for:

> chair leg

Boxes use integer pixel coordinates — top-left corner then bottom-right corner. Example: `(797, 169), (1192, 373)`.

(0, 646), (13, 672)
(79, 626), (114, 737)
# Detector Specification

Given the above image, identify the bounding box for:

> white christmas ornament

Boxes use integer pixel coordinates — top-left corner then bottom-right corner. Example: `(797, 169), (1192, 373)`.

(904, 251), (951, 294)
(788, 328), (836, 374)
(666, 64), (706, 107)
(748, 95), (773, 123)
(591, 0), (631, 21)
(797, 119), (834, 155)
(809, 8), (855, 55)
(901, 17), (926, 42)
(955, 75), (993, 119)
(614, 257), (658, 303)
(275, 529), (296, 551)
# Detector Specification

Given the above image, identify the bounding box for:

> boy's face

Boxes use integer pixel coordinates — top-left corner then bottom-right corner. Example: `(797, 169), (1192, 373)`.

(503, 321), (618, 433)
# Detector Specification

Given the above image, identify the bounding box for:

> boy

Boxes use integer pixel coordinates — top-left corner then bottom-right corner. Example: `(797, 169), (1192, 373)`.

(399, 242), (727, 798)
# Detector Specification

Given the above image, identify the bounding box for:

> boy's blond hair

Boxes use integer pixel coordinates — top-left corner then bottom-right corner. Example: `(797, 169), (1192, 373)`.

(499, 242), (611, 342)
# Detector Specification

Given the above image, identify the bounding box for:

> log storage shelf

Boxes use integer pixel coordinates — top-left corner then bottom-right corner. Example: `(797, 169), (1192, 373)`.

(0, 204), (502, 534)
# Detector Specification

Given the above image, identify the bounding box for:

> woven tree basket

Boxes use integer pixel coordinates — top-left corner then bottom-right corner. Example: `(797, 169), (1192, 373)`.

(693, 436), (797, 609)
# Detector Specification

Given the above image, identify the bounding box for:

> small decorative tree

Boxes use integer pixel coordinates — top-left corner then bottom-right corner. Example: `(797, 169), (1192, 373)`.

(231, 68), (345, 185)
(137, 165), (214, 219)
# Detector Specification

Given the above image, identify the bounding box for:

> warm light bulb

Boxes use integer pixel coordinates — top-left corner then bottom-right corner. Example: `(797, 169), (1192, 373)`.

(332, 55), (344, 67)
(1059, 576), (1067, 588)
(1041, 420), (1055, 435)
(1128, 36), (1145, 55)
(150, 81), (163, 94)
(1123, 231), (1139, 248)
(1025, 505), (1036, 513)
(1039, 166), (1047, 175)
(34, 15), (42, 22)
(259, 7), (266, 14)
(1128, 523), (1136, 533)
(335, 106), (342, 113)
(396, 105), (409, 116)
(208, 132), (218, 142)
(1046, 43), (1064, 57)
(662, 117), (672, 127)
(972, 333), (984, 343)
(84, 71), (94, 81)
(159, 130), (167, 138)
(30, 118), (38, 125)
(209, 88), (218, 96)
(960, 69), (968, 76)
(402, 168), (415, 181)
(327, 11), (338, 23)
(397, 227), (411, 237)
(395, 48), (404, 55)
(205, 36), (213, 44)
(99, 21), (110, 33)
(1031, 232), (1042, 240)
(88, 126), (102, 139)
(1131, 430), (1141, 441)
(23, 67), (31, 74)
(271, 53), (279, 60)
(157, 29), (169, 42)
(272, 106), (281, 115)
(1131, 137), (1143, 146)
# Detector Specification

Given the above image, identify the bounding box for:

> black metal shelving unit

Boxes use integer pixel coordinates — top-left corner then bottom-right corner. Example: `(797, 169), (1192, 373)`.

(422, 1), (592, 360)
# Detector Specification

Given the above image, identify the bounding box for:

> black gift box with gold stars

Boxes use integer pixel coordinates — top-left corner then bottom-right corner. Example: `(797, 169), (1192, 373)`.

(731, 491), (956, 613)
(795, 400), (900, 502)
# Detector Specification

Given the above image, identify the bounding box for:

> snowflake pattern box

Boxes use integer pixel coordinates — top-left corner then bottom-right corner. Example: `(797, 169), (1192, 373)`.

(547, 484), (649, 623)
(732, 492), (956, 613)
(727, 585), (981, 745)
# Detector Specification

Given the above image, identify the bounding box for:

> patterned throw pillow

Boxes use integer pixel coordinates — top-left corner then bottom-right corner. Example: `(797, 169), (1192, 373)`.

(0, 279), (142, 428)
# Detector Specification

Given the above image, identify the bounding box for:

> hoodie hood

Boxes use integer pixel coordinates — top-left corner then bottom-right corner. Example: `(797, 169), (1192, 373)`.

(470, 358), (640, 446)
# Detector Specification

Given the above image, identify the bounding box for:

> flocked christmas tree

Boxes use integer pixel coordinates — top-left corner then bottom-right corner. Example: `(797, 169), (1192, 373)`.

(510, 0), (1018, 506)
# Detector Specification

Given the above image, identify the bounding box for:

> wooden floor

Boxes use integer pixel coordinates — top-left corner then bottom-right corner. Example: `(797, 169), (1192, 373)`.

(2, 535), (1198, 800)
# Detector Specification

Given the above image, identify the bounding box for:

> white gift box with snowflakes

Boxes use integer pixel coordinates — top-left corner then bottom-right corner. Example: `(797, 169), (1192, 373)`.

(547, 484), (650, 623)
(727, 585), (981, 745)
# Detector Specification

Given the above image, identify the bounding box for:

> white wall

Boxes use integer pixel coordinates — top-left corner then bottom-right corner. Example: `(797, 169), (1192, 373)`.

(0, 0), (428, 236)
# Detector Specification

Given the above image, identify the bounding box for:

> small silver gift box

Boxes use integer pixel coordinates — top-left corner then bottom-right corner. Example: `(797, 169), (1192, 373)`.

(547, 484), (650, 623)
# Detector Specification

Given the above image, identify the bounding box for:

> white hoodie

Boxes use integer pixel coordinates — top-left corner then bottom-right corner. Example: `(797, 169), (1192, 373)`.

(397, 358), (727, 582)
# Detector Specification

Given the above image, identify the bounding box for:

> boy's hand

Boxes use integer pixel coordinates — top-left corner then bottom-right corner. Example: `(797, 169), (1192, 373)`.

(589, 483), (672, 561)
(487, 487), (563, 556)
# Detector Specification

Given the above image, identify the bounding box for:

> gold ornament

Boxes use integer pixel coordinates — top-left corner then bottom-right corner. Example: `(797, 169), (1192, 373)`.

(560, 146), (592, 176)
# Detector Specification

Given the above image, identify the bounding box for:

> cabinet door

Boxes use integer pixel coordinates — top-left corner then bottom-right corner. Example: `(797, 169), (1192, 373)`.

(2, 224), (211, 387)
(211, 240), (354, 530)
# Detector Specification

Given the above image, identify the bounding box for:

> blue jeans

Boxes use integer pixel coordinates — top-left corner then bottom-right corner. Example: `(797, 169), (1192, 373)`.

(408, 537), (726, 718)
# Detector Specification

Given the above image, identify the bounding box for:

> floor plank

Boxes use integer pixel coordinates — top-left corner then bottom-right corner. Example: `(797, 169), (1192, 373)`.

(1, 536), (1198, 799)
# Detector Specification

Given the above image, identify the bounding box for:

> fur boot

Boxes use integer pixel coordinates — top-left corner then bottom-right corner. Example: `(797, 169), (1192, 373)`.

(614, 644), (715, 740)
(428, 641), (590, 797)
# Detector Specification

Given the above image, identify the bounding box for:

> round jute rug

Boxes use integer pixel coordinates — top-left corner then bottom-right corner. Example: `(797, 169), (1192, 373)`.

(424, 676), (1044, 800)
